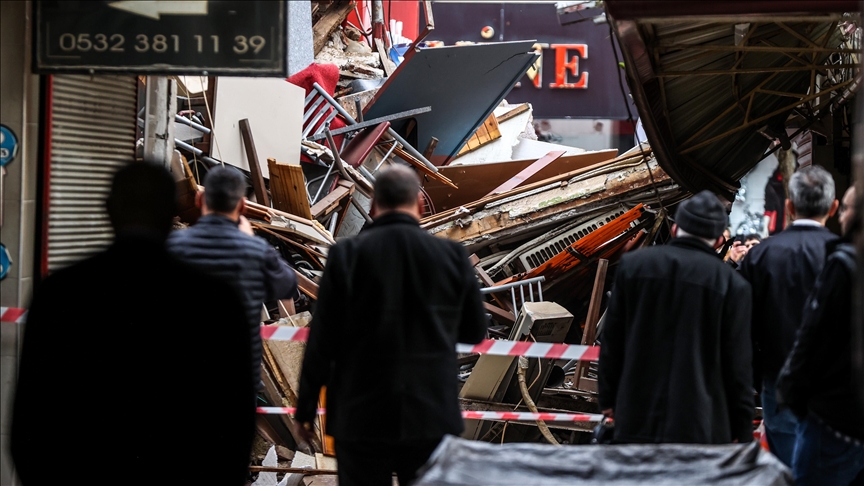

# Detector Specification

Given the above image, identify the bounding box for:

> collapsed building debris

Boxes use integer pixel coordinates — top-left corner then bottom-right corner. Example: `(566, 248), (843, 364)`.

(159, 2), (693, 477)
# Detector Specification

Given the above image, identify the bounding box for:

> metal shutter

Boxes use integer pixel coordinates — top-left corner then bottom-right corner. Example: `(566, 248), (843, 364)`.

(46, 75), (138, 272)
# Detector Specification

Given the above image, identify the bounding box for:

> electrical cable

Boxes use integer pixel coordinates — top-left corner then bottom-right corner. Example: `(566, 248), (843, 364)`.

(608, 23), (674, 234)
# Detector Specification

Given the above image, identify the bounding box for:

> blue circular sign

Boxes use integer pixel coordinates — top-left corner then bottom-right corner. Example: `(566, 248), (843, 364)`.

(0, 243), (11, 280)
(1, 124), (19, 167)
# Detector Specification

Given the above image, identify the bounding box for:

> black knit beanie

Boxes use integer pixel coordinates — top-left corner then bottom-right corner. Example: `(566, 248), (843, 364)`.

(675, 190), (727, 239)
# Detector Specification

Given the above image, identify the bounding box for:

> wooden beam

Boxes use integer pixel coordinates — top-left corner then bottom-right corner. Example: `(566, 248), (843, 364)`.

(484, 302), (515, 325)
(423, 137), (439, 160)
(576, 259), (608, 388)
(495, 103), (531, 124)
(657, 63), (860, 77)
(776, 22), (821, 49)
(267, 158), (313, 219)
(486, 151), (566, 196)
(239, 119), (270, 206)
(658, 44), (858, 53)
(681, 77), (855, 154)
(312, 1), (355, 56)
(310, 180), (354, 219)
(296, 272), (319, 300)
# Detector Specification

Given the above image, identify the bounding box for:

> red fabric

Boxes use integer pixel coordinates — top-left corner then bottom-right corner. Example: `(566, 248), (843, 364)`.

(287, 63), (346, 163)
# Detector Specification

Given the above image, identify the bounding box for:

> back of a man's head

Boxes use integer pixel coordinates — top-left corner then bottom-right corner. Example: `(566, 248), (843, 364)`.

(373, 165), (420, 211)
(107, 162), (177, 238)
(788, 165), (836, 218)
(203, 166), (247, 213)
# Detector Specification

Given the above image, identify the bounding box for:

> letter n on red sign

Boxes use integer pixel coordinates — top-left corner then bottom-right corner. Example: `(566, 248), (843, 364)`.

(550, 44), (588, 89)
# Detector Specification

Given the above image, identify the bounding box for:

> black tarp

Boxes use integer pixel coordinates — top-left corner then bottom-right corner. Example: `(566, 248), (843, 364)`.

(414, 435), (793, 485)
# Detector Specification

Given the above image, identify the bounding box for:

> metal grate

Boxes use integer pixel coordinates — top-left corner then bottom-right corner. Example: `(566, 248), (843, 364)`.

(46, 75), (138, 272)
(517, 206), (629, 272)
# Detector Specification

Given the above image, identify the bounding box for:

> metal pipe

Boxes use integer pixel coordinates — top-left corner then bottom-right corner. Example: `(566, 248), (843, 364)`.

(175, 114), (211, 134)
(174, 138), (221, 166)
(328, 212), (338, 234)
(323, 126), (353, 182)
(312, 82), (440, 172)
(358, 165), (376, 183)
(374, 141), (400, 173)
(311, 161), (337, 205)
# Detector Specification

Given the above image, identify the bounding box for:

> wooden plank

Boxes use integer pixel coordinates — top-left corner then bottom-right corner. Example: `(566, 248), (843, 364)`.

(457, 113), (502, 156)
(268, 158), (313, 219)
(246, 199), (336, 245)
(310, 180), (354, 219)
(264, 312), (313, 412)
(423, 137), (439, 160)
(313, 1), (354, 55)
(576, 259), (608, 388)
(424, 149), (618, 211)
(484, 302), (515, 325)
(260, 363), (306, 447)
(486, 151), (567, 196)
(375, 38), (396, 77)
(495, 103), (530, 124)
(239, 118), (270, 206)
(296, 271), (319, 300)
(392, 144), (458, 189)
(278, 299), (296, 317)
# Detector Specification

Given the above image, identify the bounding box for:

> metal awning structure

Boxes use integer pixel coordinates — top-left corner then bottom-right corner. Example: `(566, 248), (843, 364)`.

(605, 1), (861, 200)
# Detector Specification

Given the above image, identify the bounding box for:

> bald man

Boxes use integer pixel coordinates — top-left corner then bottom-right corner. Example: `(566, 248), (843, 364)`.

(295, 165), (487, 486)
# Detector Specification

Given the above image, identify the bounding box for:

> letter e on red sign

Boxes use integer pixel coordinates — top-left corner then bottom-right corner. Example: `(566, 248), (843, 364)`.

(549, 44), (588, 89)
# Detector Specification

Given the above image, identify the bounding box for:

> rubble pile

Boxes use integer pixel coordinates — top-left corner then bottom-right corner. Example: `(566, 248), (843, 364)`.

(162, 1), (689, 480)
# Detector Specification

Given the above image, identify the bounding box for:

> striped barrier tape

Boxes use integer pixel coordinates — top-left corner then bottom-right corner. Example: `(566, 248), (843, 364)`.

(1, 310), (599, 362)
(261, 325), (599, 361)
(0, 307), (27, 323)
(257, 407), (603, 423)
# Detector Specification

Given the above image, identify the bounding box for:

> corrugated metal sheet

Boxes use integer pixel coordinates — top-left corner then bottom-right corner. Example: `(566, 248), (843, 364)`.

(47, 75), (138, 271)
(608, 2), (859, 199)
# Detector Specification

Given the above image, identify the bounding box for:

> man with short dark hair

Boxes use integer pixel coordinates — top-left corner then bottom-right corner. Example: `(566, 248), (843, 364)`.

(740, 165), (840, 466)
(598, 190), (754, 444)
(167, 165), (297, 385)
(777, 185), (864, 485)
(12, 163), (256, 485)
(295, 165), (488, 486)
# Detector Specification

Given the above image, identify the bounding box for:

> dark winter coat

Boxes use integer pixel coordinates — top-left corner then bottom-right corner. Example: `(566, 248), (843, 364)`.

(598, 237), (755, 444)
(739, 225), (838, 382)
(12, 236), (256, 485)
(777, 241), (864, 441)
(167, 214), (297, 382)
(296, 212), (488, 441)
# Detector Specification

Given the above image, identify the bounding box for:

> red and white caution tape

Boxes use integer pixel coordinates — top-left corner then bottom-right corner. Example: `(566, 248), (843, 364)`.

(261, 325), (599, 361)
(257, 407), (602, 423)
(455, 340), (599, 361)
(461, 411), (603, 422)
(260, 325), (309, 342)
(0, 307), (27, 323)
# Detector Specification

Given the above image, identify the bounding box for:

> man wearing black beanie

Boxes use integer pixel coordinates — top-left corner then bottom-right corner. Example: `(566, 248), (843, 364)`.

(599, 190), (755, 444)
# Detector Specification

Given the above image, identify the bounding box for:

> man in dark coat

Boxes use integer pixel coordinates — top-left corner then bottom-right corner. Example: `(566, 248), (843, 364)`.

(739, 165), (839, 466)
(167, 166), (297, 386)
(295, 165), (488, 486)
(777, 185), (864, 485)
(12, 163), (256, 485)
(598, 190), (754, 444)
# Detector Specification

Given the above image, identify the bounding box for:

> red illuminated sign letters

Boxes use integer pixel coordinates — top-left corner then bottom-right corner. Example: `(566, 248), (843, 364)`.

(550, 44), (588, 89)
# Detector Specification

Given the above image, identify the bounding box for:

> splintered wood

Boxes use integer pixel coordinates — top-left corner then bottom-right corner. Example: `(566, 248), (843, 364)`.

(458, 113), (502, 156)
